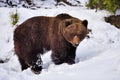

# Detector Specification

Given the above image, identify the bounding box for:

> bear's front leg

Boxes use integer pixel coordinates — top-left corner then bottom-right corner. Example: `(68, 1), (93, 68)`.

(51, 52), (66, 65)
(51, 47), (76, 65)
(65, 52), (75, 64)
(65, 47), (76, 64)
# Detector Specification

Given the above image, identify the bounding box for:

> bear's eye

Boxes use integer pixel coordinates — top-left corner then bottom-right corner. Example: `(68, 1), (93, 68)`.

(77, 34), (82, 38)
(71, 34), (74, 37)
(78, 34), (85, 39)
(71, 34), (76, 37)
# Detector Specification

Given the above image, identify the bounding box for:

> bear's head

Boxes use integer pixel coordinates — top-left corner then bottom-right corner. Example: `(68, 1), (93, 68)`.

(60, 18), (88, 47)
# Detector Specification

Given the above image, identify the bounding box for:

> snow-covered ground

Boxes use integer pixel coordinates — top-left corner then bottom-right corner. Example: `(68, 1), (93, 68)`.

(0, 0), (120, 80)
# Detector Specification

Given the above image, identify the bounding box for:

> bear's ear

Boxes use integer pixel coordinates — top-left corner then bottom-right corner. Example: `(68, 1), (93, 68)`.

(82, 20), (88, 28)
(65, 19), (72, 27)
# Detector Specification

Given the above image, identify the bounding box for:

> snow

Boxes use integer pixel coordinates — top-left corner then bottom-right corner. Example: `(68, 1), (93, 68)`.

(0, 0), (120, 80)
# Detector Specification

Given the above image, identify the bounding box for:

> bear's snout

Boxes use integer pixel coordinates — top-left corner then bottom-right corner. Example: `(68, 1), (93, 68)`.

(72, 36), (80, 47)
(75, 43), (79, 47)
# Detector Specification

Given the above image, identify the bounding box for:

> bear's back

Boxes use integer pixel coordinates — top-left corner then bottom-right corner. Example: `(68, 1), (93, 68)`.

(56, 13), (72, 20)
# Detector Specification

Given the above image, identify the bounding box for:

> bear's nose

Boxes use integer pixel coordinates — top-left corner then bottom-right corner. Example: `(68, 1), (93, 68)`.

(75, 43), (79, 47)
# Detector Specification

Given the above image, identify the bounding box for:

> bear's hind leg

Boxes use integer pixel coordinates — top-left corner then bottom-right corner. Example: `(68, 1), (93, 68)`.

(28, 52), (43, 74)
(18, 57), (29, 70)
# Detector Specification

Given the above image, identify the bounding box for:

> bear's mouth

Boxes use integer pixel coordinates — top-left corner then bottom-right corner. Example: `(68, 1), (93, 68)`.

(72, 43), (79, 47)
(74, 43), (79, 47)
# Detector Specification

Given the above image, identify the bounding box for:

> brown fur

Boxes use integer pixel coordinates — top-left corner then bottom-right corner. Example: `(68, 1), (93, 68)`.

(14, 13), (88, 74)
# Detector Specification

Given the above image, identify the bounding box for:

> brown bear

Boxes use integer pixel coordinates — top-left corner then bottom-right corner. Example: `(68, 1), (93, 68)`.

(14, 13), (88, 74)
